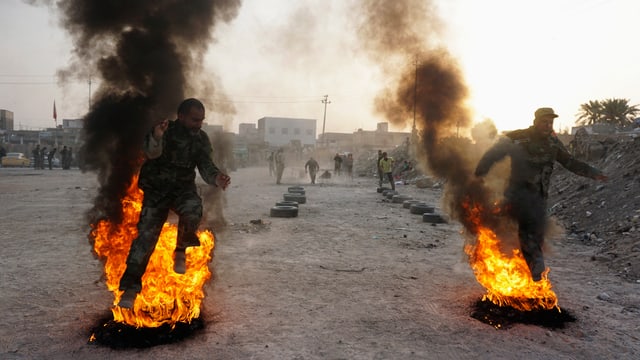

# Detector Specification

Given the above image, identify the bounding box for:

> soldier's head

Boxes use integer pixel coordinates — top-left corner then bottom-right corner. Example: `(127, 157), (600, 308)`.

(177, 98), (205, 135)
(533, 107), (558, 136)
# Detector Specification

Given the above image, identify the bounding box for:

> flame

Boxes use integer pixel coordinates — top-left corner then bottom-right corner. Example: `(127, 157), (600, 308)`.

(463, 199), (558, 311)
(90, 175), (214, 328)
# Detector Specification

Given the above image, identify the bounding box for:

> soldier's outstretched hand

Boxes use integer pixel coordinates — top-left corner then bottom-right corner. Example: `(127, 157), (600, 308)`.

(216, 172), (231, 190)
(152, 119), (169, 141)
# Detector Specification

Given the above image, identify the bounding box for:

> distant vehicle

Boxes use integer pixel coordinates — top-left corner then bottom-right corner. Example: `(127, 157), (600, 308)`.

(1, 152), (31, 167)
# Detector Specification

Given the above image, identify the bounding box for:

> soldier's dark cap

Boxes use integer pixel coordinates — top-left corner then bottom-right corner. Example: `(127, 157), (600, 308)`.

(534, 107), (559, 120)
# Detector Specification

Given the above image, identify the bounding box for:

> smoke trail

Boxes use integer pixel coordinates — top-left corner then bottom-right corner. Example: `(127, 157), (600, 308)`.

(355, 0), (496, 233)
(44, 0), (241, 224)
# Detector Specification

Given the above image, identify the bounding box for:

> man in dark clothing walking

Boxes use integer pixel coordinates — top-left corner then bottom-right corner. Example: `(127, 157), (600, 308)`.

(475, 107), (607, 281)
(39, 147), (47, 170)
(118, 98), (230, 308)
(305, 157), (320, 184)
(47, 148), (57, 170)
(275, 148), (285, 184)
(333, 153), (343, 176)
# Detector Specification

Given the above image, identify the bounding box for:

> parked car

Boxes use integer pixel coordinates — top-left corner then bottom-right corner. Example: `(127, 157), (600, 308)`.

(1, 152), (31, 167)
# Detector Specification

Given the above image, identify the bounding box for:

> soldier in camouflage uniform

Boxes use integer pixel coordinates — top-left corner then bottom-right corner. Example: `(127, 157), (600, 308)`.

(475, 107), (607, 281)
(118, 98), (230, 308)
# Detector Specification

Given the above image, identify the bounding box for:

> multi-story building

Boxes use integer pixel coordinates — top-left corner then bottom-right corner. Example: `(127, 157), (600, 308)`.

(257, 117), (316, 148)
(0, 109), (14, 131)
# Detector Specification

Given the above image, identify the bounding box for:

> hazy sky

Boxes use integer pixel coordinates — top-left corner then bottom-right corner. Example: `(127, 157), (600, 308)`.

(1, 0), (638, 135)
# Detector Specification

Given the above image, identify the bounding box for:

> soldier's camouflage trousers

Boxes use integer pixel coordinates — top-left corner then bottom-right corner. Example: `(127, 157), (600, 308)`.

(119, 188), (203, 292)
(505, 189), (547, 281)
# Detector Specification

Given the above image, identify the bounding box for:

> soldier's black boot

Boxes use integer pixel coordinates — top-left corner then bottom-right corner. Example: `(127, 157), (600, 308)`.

(174, 249), (186, 274)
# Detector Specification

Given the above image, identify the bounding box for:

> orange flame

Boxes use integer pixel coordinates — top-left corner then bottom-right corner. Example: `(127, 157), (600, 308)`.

(90, 175), (214, 328)
(463, 200), (558, 311)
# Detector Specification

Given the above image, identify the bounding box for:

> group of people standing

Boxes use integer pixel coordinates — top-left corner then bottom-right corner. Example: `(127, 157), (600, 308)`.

(31, 144), (73, 170)
(333, 153), (353, 178)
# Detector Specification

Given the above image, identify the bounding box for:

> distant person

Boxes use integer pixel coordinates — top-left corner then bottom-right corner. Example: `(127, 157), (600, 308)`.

(118, 98), (230, 308)
(267, 151), (275, 177)
(47, 148), (57, 170)
(377, 149), (384, 186)
(333, 153), (343, 176)
(378, 151), (395, 190)
(39, 146), (47, 170)
(60, 146), (69, 170)
(344, 153), (354, 179)
(32, 145), (41, 169)
(304, 156), (320, 184)
(475, 107), (607, 281)
(275, 148), (285, 184)
(0, 146), (6, 167)
(63, 147), (73, 169)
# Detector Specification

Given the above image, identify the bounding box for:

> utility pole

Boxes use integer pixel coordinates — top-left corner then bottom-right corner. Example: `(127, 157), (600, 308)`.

(321, 95), (331, 147)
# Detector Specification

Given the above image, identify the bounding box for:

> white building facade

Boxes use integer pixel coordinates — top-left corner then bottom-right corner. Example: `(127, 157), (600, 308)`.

(257, 117), (316, 147)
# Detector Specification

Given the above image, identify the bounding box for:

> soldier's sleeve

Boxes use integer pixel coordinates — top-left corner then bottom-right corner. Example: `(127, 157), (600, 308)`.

(474, 137), (511, 177)
(553, 137), (603, 179)
(143, 131), (163, 159)
(196, 132), (221, 185)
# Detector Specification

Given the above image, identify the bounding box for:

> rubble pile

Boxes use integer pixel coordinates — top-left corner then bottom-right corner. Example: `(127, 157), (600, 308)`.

(353, 141), (423, 181)
(549, 135), (640, 282)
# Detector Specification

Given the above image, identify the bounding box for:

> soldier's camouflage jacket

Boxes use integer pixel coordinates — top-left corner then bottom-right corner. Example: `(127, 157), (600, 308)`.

(138, 119), (221, 195)
(475, 126), (603, 199)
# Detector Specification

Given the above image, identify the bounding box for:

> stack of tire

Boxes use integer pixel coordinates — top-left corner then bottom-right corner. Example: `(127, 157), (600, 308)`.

(409, 202), (447, 224)
(270, 186), (306, 218)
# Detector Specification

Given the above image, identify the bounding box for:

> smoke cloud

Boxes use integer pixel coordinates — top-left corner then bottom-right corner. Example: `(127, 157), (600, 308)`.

(42, 0), (241, 224)
(354, 0), (499, 235)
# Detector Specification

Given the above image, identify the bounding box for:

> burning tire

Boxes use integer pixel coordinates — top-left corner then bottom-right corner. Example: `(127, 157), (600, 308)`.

(391, 194), (412, 203)
(270, 205), (298, 218)
(423, 213), (446, 223)
(403, 199), (421, 209)
(283, 193), (306, 204)
(410, 203), (434, 215)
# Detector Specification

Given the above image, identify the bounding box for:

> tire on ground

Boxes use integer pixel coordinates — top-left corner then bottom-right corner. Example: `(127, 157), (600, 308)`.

(403, 199), (421, 209)
(270, 205), (299, 218)
(410, 203), (435, 215)
(276, 201), (299, 207)
(423, 213), (446, 223)
(391, 194), (412, 203)
(283, 193), (307, 204)
(385, 191), (399, 199)
(288, 186), (305, 195)
(377, 187), (390, 193)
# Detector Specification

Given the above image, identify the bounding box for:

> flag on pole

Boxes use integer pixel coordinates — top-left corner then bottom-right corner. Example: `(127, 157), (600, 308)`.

(53, 100), (58, 123)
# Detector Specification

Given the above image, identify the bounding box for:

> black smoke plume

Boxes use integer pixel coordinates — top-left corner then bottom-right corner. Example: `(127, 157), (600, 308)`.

(39, 0), (241, 224)
(355, 0), (498, 235)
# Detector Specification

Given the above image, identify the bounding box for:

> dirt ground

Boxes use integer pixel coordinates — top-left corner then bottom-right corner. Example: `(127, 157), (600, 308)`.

(1, 162), (639, 359)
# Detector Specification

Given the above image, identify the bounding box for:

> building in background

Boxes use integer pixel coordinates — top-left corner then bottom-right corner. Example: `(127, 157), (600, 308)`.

(0, 109), (14, 131)
(257, 117), (316, 148)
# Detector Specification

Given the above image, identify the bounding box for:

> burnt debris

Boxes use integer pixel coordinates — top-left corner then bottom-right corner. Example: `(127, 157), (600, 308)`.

(471, 299), (576, 330)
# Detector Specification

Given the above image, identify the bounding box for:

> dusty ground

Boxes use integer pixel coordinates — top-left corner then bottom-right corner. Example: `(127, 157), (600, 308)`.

(1, 163), (639, 359)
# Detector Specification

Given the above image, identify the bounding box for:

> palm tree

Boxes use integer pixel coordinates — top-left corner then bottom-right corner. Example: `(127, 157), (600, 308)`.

(576, 100), (603, 125)
(599, 98), (640, 127)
